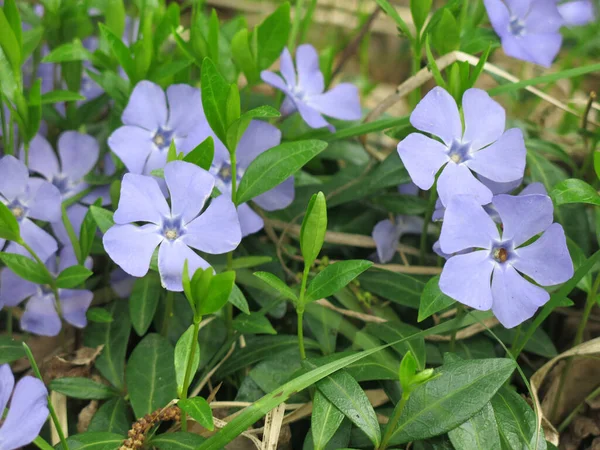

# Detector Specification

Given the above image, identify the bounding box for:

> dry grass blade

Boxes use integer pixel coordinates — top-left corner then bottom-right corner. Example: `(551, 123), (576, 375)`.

(51, 391), (69, 444)
(316, 299), (387, 323)
(261, 403), (286, 450)
(191, 342), (236, 398)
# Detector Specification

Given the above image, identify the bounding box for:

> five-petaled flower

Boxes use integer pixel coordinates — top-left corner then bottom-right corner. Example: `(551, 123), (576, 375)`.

(261, 44), (362, 131)
(438, 194), (573, 328)
(556, 0), (596, 26)
(103, 161), (241, 291)
(0, 364), (49, 450)
(397, 87), (526, 208)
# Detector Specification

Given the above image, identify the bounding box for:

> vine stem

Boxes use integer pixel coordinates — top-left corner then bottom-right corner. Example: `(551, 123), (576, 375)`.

(180, 318), (201, 431)
(379, 393), (409, 450)
(297, 265), (310, 359)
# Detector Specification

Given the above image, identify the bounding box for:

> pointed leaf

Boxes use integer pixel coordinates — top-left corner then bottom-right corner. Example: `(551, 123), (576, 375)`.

(306, 260), (373, 303)
(179, 397), (214, 430)
(253, 271), (297, 302)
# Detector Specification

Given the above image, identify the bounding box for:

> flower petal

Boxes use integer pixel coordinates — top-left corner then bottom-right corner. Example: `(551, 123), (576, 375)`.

(5, 219), (58, 263)
(439, 195), (499, 254)
(122, 80), (167, 130)
(296, 44), (324, 95)
(182, 195), (241, 254)
(493, 193), (554, 247)
(108, 126), (154, 175)
(462, 88), (506, 151)
(236, 121), (282, 169)
(410, 86), (462, 146)
(502, 33), (562, 68)
(309, 83), (362, 121)
(0, 376), (49, 449)
(0, 364), (14, 415)
(237, 202), (264, 237)
(0, 268), (38, 307)
(483, 0), (511, 36)
(437, 162), (493, 207)
(58, 131), (99, 181)
(158, 239), (209, 291)
(103, 224), (163, 277)
(397, 133), (449, 190)
(477, 174), (522, 196)
(439, 250), (495, 310)
(165, 161), (214, 224)
(525, 0), (564, 33)
(466, 128), (526, 183)
(114, 173), (169, 225)
(26, 178), (62, 222)
(513, 223), (574, 286)
(372, 219), (401, 263)
(60, 289), (93, 328)
(261, 70), (289, 92)
(281, 96), (296, 116)
(21, 293), (62, 336)
(253, 177), (294, 211)
(166, 84), (203, 136)
(505, 0), (532, 17)
(491, 265), (549, 328)
(279, 47), (296, 87)
(558, 1), (595, 26)
(23, 134), (60, 180)
(0, 155), (28, 200)
(110, 268), (135, 298)
(520, 182), (547, 196)
(295, 100), (332, 130)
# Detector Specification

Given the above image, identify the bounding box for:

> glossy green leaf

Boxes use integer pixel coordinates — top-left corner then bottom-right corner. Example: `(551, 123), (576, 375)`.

(150, 432), (205, 450)
(42, 40), (93, 63)
(183, 136), (214, 171)
(41, 90), (86, 104)
(231, 28), (259, 84)
(0, 253), (51, 284)
(87, 307), (113, 323)
(90, 206), (115, 233)
(99, 23), (134, 79)
(231, 256), (272, 270)
(174, 324), (200, 396)
(56, 265), (93, 288)
(410, 0), (432, 31)
(491, 387), (539, 450)
(26, 77), (41, 141)
(0, 202), (20, 241)
(253, 271), (297, 302)
(56, 432), (124, 450)
(49, 377), (118, 400)
(365, 321), (425, 371)
(359, 269), (424, 309)
(448, 402), (501, 450)
(179, 397), (214, 430)
(87, 397), (131, 435)
(254, 3), (291, 70)
(551, 178), (600, 206)
(200, 57), (230, 144)
(0, 8), (21, 70)
(129, 273), (162, 336)
(431, 9), (459, 55)
(228, 283), (250, 314)
(0, 336), (25, 364)
(300, 191), (328, 266)
(418, 275), (456, 322)
(197, 271), (236, 315)
(306, 260), (373, 302)
(374, 0), (412, 36)
(233, 312), (277, 335)
(3, 0), (21, 49)
(225, 105), (280, 153)
(236, 140), (328, 205)
(312, 390), (345, 450)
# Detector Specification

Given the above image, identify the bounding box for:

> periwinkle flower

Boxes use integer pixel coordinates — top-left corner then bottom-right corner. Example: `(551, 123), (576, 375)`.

(0, 155), (60, 262)
(397, 87), (526, 208)
(0, 250), (93, 336)
(556, 0), (595, 26)
(0, 364), (49, 450)
(261, 44), (362, 131)
(484, 0), (564, 67)
(438, 194), (573, 328)
(108, 81), (204, 176)
(103, 161), (241, 291)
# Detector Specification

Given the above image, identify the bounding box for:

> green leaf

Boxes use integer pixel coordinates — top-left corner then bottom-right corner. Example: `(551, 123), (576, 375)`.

(80, 203), (98, 261)
(527, 150), (568, 192)
(254, 2), (291, 70)
(388, 359), (516, 444)
(42, 40), (93, 63)
(448, 402), (501, 450)
(594, 151), (600, 180)
(104, 0), (126, 39)
(231, 256), (272, 270)
(431, 9), (459, 55)
(315, 368), (381, 448)
(90, 206), (115, 233)
(491, 387), (539, 450)
(174, 324), (200, 396)
(410, 0), (432, 32)
(300, 191), (328, 267)
(365, 321), (425, 371)
(418, 275), (456, 322)
(56, 432), (124, 450)
(312, 390), (345, 450)
(253, 271), (297, 302)
(126, 334), (178, 418)
(178, 397), (214, 430)
(200, 57), (230, 145)
(374, 0), (412, 37)
(228, 283), (250, 314)
(0, 202), (20, 241)
(129, 273), (162, 336)
(41, 90), (86, 104)
(550, 178), (600, 206)
(3, 0), (21, 50)
(150, 432), (205, 450)
(359, 269), (424, 309)
(197, 271), (236, 316)
(231, 28), (260, 84)
(87, 307), (114, 323)
(87, 397), (131, 435)
(0, 8), (21, 71)
(399, 351), (417, 390)
(56, 265), (93, 288)
(370, 193), (428, 215)
(236, 140), (328, 205)
(183, 136), (214, 171)
(226, 83), (240, 129)
(99, 23), (134, 79)
(225, 105), (280, 153)
(233, 312), (277, 335)
(26, 77), (42, 141)
(49, 377), (118, 400)
(0, 336), (25, 364)
(306, 260), (373, 303)
(0, 253), (52, 284)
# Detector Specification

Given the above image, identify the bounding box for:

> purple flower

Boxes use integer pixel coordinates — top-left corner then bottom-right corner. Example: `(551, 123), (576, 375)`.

(110, 268), (135, 298)
(397, 87), (526, 208)
(261, 44), (362, 131)
(0, 155), (60, 262)
(108, 81), (204, 176)
(484, 0), (564, 67)
(0, 250), (93, 336)
(0, 364), (49, 450)
(556, 0), (596, 26)
(438, 194), (573, 328)
(103, 161), (241, 291)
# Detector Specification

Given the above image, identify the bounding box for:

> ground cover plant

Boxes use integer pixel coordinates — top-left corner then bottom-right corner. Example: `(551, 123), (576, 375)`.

(0, 0), (599, 449)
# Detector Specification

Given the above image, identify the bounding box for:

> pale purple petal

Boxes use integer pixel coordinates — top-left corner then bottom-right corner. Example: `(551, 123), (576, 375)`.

(122, 80), (168, 130)
(165, 161), (214, 224)
(178, 117), (225, 156)
(466, 128), (526, 183)
(399, 215), (425, 235)
(397, 133), (449, 190)
(437, 163), (493, 207)
(505, 0), (532, 17)
(60, 289), (93, 328)
(559, 1), (595, 26)
(57, 132), (99, 180)
(525, 0), (564, 33)
(25, 179), (62, 222)
(158, 239), (209, 291)
(462, 89), (506, 151)
(410, 87), (462, 146)
(439, 195), (499, 254)
(493, 194), (553, 247)
(0, 364), (14, 414)
(296, 44), (324, 95)
(439, 251), (495, 310)
(372, 219), (401, 263)
(491, 265), (550, 328)
(82, 185), (111, 206)
(58, 245), (83, 272)
(261, 70), (289, 92)
(236, 121), (282, 169)
(0, 376), (49, 449)
(309, 84), (362, 121)
(108, 126), (154, 175)
(21, 293), (62, 336)
(0, 268), (38, 307)
(237, 203), (264, 237)
(23, 134), (60, 180)
(503, 33), (562, 68)
(279, 48), (296, 87)
(253, 177), (294, 211)
(295, 100), (332, 130)
(398, 182), (419, 196)
(110, 268), (135, 298)
(478, 174), (522, 195)
(499, 33), (539, 65)
(484, 0), (511, 35)
(281, 96), (297, 116)
(166, 84), (203, 136)
(0, 156), (28, 200)
(103, 224), (163, 277)
(182, 196), (241, 254)
(143, 148), (168, 176)
(520, 182), (547, 196)
(113, 173), (169, 225)
(513, 223), (574, 286)
(5, 219), (58, 263)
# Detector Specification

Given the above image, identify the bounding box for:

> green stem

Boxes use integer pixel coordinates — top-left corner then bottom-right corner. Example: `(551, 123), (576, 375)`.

(379, 393), (410, 450)
(419, 181), (438, 265)
(297, 265), (310, 359)
(161, 290), (174, 337)
(20, 240), (61, 313)
(33, 436), (55, 450)
(289, 0), (306, 53)
(409, 41), (422, 108)
(180, 318), (201, 431)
